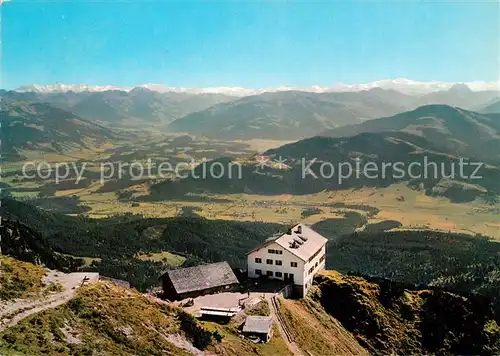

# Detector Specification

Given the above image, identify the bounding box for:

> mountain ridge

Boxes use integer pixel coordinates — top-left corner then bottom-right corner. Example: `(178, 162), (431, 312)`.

(320, 104), (500, 164)
(167, 89), (416, 140)
(0, 99), (117, 161)
(0, 89), (235, 126)
(14, 78), (500, 96)
(480, 98), (500, 114)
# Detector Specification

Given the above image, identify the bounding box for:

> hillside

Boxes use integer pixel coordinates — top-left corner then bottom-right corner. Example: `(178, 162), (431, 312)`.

(149, 130), (500, 201)
(167, 89), (414, 140)
(1, 258), (498, 355)
(0, 99), (115, 161)
(320, 105), (500, 164)
(153, 105), (500, 201)
(1, 218), (86, 273)
(0, 88), (235, 126)
(0, 256), (48, 301)
(2, 198), (283, 290)
(301, 271), (500, 355)
(481, 99), (500, 114)
(0, 278), (207, 355)
(412, 84), (499, 109)
(4, 198), (500, 310)
(0, 256), (293, 356)
(324, 228), (500, 314)
(2, 198), (500, 354)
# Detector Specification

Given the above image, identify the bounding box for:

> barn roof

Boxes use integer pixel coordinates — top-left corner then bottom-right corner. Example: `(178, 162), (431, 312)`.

(161, 261), (239, 295)
(243, 316), (273, 334)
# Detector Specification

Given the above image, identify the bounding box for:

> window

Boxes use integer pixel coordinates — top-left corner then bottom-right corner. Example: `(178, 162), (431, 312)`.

(268, 249), (283, 255)
(308, 247), (323, 263)
(290, 262), (298, 267)
(266, 271), (273, 277)
(309, 267), (314, 274)
(255, 269), (262, 275)
(268, 249), (274, 254)
(266, 259), (273, 265)
(320, 254), (325, 262)
(315, 262), (318, 268)
(275, 260), (282, 266)
(277, 250), (283, 255)
(275, 272), (283, 278)
(255, 258), (262, 263)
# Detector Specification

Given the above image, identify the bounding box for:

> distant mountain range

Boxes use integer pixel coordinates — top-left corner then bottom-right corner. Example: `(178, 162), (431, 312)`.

(412, 84), (499, 110)
(0, 99), (115, 161)
(5, 83), (500, 142)
(15, 78), (500, 96)
(0, 88), (234, 126)
(167, 89), (415, 140)
(167, 87), (499, 140)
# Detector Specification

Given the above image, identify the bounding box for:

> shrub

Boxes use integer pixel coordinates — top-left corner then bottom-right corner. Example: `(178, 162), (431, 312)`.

(179, 311), (213, 350)
(68, 298), (83, 313)
(213, 330), (223, 342)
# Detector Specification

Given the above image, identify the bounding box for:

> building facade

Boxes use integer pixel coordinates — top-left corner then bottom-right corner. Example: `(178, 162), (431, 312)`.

(247, 223), (327, 297)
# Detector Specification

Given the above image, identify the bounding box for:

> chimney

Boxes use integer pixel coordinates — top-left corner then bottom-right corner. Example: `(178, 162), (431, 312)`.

(296, 225), (302, 234)
(286, 228), (292, 235)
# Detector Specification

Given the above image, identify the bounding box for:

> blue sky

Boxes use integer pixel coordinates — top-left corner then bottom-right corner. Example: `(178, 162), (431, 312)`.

(2, 1), (499, 89)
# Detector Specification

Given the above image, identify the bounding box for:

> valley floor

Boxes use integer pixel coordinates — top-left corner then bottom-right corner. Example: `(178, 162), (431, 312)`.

(50, 183), (500, 239)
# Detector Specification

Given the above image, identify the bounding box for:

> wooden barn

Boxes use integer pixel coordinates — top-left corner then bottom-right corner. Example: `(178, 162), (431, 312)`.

(160, 262), (240, 300)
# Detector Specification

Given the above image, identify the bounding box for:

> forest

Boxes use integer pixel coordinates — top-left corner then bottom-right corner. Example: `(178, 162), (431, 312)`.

(3, 198), (500, 312)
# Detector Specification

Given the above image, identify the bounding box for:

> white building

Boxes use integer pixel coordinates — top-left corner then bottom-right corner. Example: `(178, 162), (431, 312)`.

(247, 223), (328, 298)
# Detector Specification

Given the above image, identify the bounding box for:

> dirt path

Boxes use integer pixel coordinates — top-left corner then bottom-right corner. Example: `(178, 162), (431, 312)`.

(270, 296), (304, 356)
(0, 271), (99, 332)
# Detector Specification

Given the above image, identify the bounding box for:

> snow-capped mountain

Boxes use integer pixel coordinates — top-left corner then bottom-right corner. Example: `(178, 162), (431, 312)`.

(329, 79), (500, 95)
(16, 84), (133, 93)
(14, 78), (499, 96)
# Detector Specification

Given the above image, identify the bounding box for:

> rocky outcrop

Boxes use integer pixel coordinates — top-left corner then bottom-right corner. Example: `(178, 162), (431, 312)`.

(311, 271), (500, 355)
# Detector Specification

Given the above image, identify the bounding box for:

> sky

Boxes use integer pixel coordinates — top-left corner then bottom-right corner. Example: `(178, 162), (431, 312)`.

(2, 0), (499, 89)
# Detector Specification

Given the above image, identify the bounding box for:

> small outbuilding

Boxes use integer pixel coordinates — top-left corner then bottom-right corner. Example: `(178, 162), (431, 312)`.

(160, 261), (240, 300)
(242, 315), (273, 343)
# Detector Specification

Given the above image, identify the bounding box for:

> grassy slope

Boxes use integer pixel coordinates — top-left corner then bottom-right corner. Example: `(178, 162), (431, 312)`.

(201, 321), (292, 356)
(0, 282), (189, 356)
(0, 263), (292, 356)
(0, 256), (47, 301)
(135, 251), (186, 267)
(245, 298), (271, 316)
(0, 282), (293, 356)
(278, 297), (368, 356)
